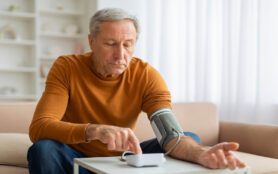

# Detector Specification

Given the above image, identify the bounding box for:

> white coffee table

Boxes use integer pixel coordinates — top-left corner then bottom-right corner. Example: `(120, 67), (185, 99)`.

(74, 156), (251, 174)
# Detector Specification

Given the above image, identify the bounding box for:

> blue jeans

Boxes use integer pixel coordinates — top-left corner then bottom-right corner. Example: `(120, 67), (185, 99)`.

(27, 132), (201, 174)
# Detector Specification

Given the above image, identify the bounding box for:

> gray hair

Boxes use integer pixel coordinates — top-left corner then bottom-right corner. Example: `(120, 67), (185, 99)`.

(89, 8), (140, 40)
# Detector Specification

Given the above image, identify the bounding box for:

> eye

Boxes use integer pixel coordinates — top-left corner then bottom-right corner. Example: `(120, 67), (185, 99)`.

(105, 42), (115, 46)
(124, 42), (133, 48)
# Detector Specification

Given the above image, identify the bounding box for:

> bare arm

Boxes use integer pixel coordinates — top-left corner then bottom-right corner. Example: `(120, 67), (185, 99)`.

(165, 136), (246, 170)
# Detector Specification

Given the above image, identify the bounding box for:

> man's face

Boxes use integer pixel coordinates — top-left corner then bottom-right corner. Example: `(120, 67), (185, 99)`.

(88, 20), (137, 77)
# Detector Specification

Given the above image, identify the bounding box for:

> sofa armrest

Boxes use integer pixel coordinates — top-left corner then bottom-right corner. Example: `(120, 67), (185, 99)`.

(219, 121), (278, 159)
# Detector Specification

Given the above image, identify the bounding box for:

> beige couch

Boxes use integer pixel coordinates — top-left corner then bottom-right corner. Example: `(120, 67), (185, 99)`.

(0, 102), (278, 174)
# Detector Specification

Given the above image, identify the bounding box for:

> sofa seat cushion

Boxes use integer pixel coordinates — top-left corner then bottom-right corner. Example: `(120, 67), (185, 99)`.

(235, 151), (278, 174)
(0, 133), (32, 168)
(0, 165), (29, 174)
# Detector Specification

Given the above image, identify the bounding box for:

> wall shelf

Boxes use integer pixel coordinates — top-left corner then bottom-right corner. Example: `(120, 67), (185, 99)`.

(40, 54), (56, 60)
(40, 32), (83, 39)
(0, 11), (35, 19)
(0, 39), (36, 46)
(0, 66), (36, 73)
(0, 0), (90, 102)
(39, 9), (83, 16)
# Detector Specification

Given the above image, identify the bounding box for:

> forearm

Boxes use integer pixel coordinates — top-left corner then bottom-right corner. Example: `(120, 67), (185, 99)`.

(165, 135), (207, 163)
(30, 116), (88, 144)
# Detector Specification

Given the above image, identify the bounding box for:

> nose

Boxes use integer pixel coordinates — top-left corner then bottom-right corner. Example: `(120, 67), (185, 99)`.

(114, 45), (125, 61)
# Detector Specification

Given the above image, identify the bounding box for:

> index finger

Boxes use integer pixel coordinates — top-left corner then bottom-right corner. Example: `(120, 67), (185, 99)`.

(127, 129), (142, 154)
(223, 142), (239, 151)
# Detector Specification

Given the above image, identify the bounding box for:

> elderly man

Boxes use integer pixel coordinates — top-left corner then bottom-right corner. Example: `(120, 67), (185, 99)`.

(27, 8), (245, 174)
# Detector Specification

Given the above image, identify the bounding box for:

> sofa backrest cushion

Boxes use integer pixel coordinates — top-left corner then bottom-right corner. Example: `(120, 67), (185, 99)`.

(135, 102), (219, 146)
(0, 102), (36, 133)
(0, 102), (219, 146)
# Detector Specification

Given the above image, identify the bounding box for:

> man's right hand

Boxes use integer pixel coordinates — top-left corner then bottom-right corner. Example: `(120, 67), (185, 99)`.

(85, 124), (142, 154)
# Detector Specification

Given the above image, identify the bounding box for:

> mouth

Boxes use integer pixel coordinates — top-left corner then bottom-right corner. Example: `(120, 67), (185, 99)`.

(109, 63), (125, 67)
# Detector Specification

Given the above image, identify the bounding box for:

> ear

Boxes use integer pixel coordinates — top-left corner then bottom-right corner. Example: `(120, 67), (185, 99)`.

(88, 34), (94, 51)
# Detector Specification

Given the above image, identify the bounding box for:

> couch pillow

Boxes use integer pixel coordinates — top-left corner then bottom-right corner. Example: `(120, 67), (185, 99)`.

(0, 133), (32, 168)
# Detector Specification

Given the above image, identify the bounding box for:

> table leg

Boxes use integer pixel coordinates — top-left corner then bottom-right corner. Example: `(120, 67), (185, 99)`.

(74, 162), (79, 174)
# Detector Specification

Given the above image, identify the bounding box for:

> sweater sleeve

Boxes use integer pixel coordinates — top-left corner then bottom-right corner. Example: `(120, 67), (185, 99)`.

(29, 56), (88, 144)
(141, 65), (172, 117)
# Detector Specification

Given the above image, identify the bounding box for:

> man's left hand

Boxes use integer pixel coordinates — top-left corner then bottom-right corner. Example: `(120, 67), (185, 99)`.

(198, 142), (246, 170)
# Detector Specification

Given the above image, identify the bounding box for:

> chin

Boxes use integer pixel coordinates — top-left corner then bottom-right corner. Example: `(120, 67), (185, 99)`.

(110, 69), (125, 75)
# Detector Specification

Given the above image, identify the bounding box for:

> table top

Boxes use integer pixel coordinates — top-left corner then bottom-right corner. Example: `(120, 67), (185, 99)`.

(74, 156), (251, 174)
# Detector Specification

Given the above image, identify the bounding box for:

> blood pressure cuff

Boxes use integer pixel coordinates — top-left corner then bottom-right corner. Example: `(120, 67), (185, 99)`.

(150, 108), (184, 150)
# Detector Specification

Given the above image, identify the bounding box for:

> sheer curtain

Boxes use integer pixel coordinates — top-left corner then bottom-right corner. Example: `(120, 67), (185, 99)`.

(96, 0), (278, 124)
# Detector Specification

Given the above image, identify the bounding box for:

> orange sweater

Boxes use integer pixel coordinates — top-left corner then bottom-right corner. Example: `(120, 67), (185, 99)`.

(29, 52), (171, 157)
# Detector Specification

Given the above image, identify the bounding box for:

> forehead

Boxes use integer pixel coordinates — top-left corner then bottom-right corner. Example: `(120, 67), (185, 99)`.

(97, 20), (137, 40)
